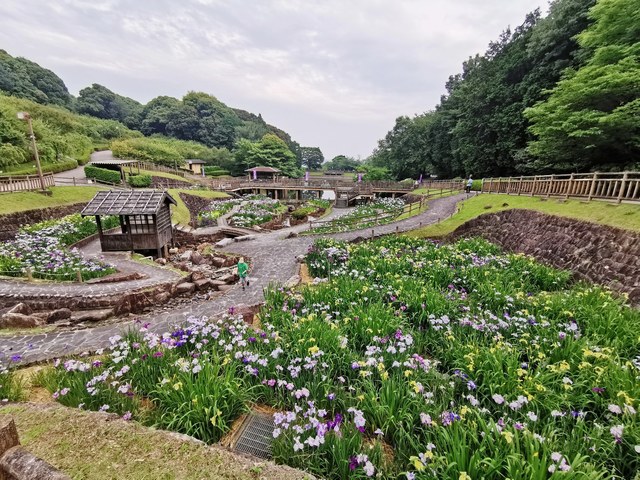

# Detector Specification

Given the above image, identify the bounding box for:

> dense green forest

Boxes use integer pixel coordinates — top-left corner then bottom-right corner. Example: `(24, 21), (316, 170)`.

(369, 0), (639, 179)
(0, 49), (321, 177)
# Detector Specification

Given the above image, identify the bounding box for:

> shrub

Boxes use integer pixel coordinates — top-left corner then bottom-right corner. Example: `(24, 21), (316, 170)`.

(128, 174), (152, 188)
(291, 205), (316, 220)
(84, 165), (122, 184)
(203, 166), (230, 177)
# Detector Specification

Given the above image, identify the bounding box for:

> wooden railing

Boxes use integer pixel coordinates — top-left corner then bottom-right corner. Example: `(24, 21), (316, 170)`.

(213, 178), (460, 192)
(136, 162), (186, 177)
(0, 173), (56, 192)
(482, 172), (640, 204)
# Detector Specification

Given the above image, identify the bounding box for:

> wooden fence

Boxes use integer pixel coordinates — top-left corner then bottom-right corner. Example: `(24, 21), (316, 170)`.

(0, 173), (56, 193)
(482, 172), (640, 204)
(136, 162), (186, 177)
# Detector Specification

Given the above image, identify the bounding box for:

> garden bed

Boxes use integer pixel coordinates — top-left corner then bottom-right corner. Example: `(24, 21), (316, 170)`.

(28, 236), (640, 479)
(304, 198), (406, 234)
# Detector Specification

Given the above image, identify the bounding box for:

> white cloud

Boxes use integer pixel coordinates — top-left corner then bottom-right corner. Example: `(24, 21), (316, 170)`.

(0, 0), (547, 160)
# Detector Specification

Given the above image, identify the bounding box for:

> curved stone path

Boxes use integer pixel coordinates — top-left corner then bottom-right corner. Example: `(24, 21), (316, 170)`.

(0, 193), (469, 365)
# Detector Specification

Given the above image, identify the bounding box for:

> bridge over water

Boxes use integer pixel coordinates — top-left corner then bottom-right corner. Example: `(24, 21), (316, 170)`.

(213, 178), (463, 207)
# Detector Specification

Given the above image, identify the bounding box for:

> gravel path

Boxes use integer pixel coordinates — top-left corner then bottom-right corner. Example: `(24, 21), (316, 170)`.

(0, 193), (468, 364)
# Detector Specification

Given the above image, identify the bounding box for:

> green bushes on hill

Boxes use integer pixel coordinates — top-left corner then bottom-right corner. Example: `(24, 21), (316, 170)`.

(203, 166), (230, 177)
(84, 165), (121, 184)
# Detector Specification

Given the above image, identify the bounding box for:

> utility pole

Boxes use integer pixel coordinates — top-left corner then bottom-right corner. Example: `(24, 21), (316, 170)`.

(17, 112), (47, 192)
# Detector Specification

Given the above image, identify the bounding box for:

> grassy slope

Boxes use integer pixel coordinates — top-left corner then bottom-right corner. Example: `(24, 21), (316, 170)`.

(167, 188), (229, 225)
(128, 169), (191, 183)
(0, 403), (309, 480)
(407, 193), (640, 238)
(0, 187), (107, 215)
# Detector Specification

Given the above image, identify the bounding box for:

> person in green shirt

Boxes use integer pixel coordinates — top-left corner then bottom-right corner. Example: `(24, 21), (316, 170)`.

(237, 257), (250, 290)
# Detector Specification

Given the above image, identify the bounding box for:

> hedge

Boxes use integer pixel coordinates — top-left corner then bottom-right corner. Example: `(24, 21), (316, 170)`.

(128, 174), (152, 188)
(1, 158), (79, 176)
(84, 165), (122, 184)
(204, 166), (230, 177)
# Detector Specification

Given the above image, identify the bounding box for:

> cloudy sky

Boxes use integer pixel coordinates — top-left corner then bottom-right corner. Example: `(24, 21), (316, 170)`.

(1, 0), (546, 161)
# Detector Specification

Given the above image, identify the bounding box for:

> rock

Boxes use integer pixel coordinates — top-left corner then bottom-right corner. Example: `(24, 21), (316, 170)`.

(155, 292), (172, 303)
(234, 235), (256, 242)
(295, 254), (305, 262)
(209, 280), (227, 290)
(222, 257), (237, 268)
(174, 262), (191, 272)
(0, 313), (45, 329)
(252, 225), (262, 232)
(179, 250), (193, 262)
(155, 258), (168, 265)
(85, 271), (145, 283)
(191, 271), (206, 282)
(194, 278), (212, 291)
(286, 231), (299, 239)
(196, 242), (212, 253)
(1, 445), (71, 480)
(284, 275), (301, 289)
(211, 257), (226, 268)
(190, 251), (207, 265)
(168, 247), (179, 254)
(176, 282), (196, 295)
(6, 303), (32, 316)
(47, 308), (72, 322)
(69, 309), (114, 323)
(218, 273), (237, 283)
(217, 284), (234, 293)
(215, 238), (234, 247)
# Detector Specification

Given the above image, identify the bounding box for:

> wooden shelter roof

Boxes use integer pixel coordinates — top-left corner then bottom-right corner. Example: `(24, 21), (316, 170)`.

(89, 159), (138, 166)
(81, 190), (177, 216)
(245, 166), (281, 173)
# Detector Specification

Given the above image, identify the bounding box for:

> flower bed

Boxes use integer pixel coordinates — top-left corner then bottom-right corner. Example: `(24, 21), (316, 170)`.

(230, 196), (283, 228)
(305, 198), (405, 234)
(20, 213), (119, 247)
(197, 199), (237, 226)
(40, 237), (640, 478)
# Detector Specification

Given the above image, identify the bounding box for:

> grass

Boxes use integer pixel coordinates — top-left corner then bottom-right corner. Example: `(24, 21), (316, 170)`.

(0, 403), (309, 480)
(407, 193), (640, 238)
(167, 188), (229, 226)
(0, 187), (107, 215)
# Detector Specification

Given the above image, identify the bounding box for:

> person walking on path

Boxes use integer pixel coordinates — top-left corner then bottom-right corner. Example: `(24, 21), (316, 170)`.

(465, 176), (473, 194)
(237, 257), (250, 290)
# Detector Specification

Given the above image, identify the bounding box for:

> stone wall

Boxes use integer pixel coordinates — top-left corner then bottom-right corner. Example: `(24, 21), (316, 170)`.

(178, 192), (213, 227)
(450, 209), (640, 304)
(0, 203), (86, 241)
(0, 418), (69, 480)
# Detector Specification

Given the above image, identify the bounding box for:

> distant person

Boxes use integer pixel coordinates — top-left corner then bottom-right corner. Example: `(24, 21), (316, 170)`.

(236, 257), (250, 290)
(466, 176), (473, 193)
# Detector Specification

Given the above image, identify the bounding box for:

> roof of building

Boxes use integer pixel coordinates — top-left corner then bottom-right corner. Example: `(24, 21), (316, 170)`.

(81, 190), (177, 216)
(89, 159), (138, 166)
(186, 159), (206, 164)
(245, 166), (281, 173)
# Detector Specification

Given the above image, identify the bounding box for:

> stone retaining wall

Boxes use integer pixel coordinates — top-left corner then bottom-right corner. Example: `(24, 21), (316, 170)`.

(0, 418), (69, 480)
(450, 209), (640, 304)
(179, 192), (213, 227)
(0, 203), (86, 241)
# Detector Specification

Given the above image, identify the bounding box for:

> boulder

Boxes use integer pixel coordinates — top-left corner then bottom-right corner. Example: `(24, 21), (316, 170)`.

(235, 235), (256, 242)
(155, 258), (168, 265)
(155, 292), (172, 303)
(284, 275), (301, 289)
(168, 247), (179, 254)
(174, 262), (191, 272)
(211, 257), (226, 268)
(176, 282), (196, 295)
(194, 278), (212, 291)
(0, 313), (45, 329)
(47, 308), (72, 323)
(218, 273), (237, 283)
(209, 280), (227, 290)
(6, 303), (32, 316)
(295, 254), (305, 263)
(69, 309), (114, 323)
(190, 251), (207, 265)
(287, 231), (299, 239)
(253, 226), (262, 232)
(179, 250), (193, 262)
(190, 271), (206, 282)
(215, 238), (234, 247)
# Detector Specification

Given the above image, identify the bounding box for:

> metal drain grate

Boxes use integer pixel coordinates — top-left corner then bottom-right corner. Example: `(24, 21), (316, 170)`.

(234, 413), (275, 459)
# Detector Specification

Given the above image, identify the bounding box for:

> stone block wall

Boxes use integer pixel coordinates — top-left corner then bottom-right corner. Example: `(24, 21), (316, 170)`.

(450, 209), (640, 304)
(0, 204), (86, 241)
(0, 418), (69, 480)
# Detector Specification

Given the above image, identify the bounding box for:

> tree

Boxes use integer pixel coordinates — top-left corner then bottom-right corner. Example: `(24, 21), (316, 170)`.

(300, 147), (324, 170)
(323, 155), (361, 171)
(234, 134), (299, 177)
(76, 84), (143, 129)
(525, 0), (640, 171)
(0, 49), (72, 107)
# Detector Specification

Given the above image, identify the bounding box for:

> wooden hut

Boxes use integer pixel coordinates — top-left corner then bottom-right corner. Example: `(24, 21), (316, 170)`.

(185, 159), (206, 176)
(81, 190), (177, 258)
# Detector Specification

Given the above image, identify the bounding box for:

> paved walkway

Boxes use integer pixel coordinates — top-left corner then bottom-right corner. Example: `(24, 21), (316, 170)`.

(0, 194), (468, 364)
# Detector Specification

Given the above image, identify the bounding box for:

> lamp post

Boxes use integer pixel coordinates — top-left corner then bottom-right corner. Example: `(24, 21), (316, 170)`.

(17, 112), (47, 192)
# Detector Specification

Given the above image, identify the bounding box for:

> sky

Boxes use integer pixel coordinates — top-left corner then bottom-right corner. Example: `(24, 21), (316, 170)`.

(0, 0), (547, 161)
